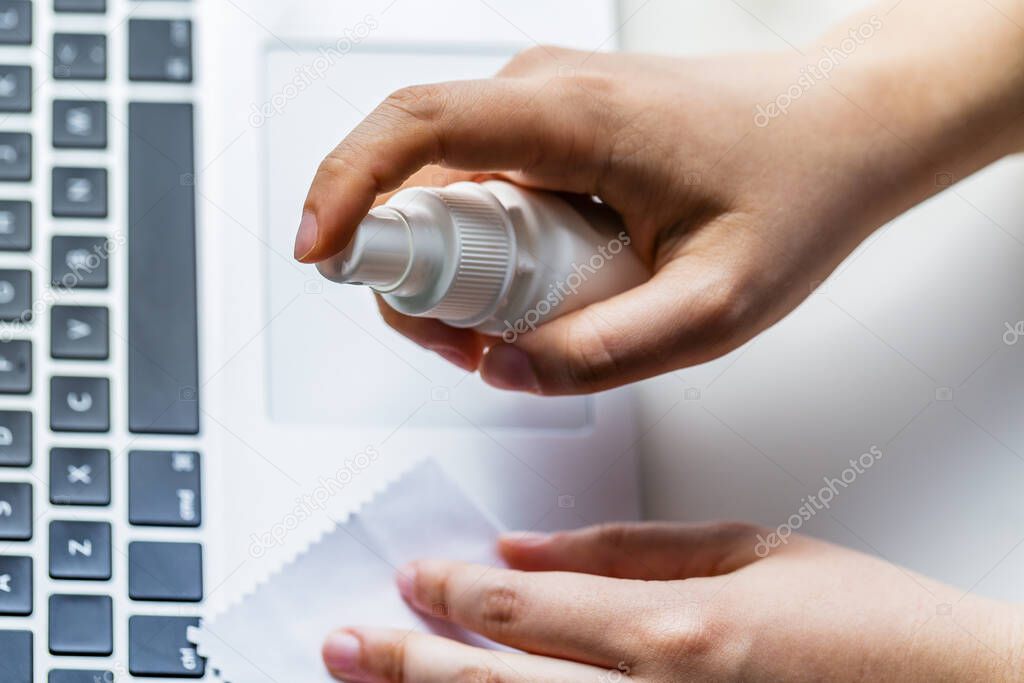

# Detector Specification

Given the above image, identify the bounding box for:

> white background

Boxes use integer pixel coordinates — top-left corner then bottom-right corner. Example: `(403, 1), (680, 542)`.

(621, 0), (1024, 601)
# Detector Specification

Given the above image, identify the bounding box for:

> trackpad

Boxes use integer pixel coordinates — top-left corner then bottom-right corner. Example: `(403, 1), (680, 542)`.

(263, 47), (590, 429)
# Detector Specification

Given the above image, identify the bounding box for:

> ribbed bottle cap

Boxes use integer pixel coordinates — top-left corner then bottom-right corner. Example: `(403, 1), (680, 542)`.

(423, 184), (515, 325)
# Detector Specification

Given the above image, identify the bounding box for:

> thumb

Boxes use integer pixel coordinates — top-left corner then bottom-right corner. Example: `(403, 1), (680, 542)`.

(480, 253), (749, 394)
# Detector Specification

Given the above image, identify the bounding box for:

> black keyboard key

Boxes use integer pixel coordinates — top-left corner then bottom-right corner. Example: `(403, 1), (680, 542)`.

(52, 100), (107, 149)
(0, 339), (30, 394)
(0, 482), (30, 540)
(0, 200), (30, 251)
(0, 269), (30, 322)
(54, 0), (106, 12)
(0, 65), (30, 112)
(0, 555), (31, 615)
(0, 410), (30, 466)
(48, 594), (112, 655)
(53, 33), (106, 80)
(50, 447), (110, 505)
(129, 450), (201, 526)
(129, 615), (204, 677)
(129, 19), (191, 82)
(129, 103), (198, 434)
(129, 541), (202, 601)
(0, 630), (31, 682)
(0, 132), (30, 181)
(51, 306), (108, 360)
(0, 2), (31, 45)
(50, 376), (109, 432)
(51, 236), (109, 289)
(49, 520), (111, 580)
(51, 167), (107, 218)
(49, 671), (114, 683)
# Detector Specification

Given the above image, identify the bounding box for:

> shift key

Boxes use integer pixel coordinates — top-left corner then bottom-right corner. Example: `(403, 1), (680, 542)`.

(128, 450), (201, 527)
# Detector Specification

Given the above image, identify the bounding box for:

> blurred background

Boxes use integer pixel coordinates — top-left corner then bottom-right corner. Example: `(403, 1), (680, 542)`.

(620, 0), (1024, 601)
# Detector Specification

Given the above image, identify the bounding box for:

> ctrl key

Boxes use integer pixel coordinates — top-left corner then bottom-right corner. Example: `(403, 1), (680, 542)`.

(0, 630), (32, 683)
(129, 615), (205, 677)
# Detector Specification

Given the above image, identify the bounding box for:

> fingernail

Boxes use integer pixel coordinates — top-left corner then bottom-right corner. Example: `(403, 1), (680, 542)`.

(502, 531), (550, 547)
(481, 345), (540, 393)
(396, 563), (416, 601)
(433, 346), (475, 372)
(294, 211), (318, 261)
(323, 631), (362, 673)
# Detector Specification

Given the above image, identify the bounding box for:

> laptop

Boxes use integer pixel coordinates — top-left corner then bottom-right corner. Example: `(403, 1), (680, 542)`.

(0, 0), (640, 679)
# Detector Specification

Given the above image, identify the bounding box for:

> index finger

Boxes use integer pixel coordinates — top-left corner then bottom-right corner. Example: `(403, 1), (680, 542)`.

(397, 559), (665, 668)
(323, 628), (606, 683)
(370, 165), (476, 208)
(295, 77), (604, 262)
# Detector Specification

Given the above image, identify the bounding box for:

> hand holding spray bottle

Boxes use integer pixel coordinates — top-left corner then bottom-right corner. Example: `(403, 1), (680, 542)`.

(317, 180), (649, 341)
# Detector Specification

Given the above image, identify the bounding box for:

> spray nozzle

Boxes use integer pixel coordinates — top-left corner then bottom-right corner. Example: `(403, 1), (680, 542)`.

(316, 210), (412, 290)
(315, 180), (645, 335)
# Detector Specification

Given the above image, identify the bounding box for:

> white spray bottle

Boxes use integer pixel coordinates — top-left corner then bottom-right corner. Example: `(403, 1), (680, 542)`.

(316, 180), (649, 341)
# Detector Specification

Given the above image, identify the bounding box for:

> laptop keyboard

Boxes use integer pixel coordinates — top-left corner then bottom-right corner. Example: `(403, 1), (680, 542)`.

(0, 0), (204, 680)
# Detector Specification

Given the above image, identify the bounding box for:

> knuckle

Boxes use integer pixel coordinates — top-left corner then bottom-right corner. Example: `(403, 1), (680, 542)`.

(504, 44), (560, 72)
(553, 69), (619, 143)
(562, 70), (616, 98)
(642, 608), (719, 661)
(687, 269), (752, 344)
(311, 134), (384, 196)
(380, 638), (407, 683)
(591, 523), (632, 550)
(605, 111), (654, 166)
(705, 521), (765, 575)
(452, 665), (510, 683)
(558, 71), (620, 145)
(477, 579), (525, 636)
(562, 312), (624, 389)
(380, 83), (450, 123)
(431, 581), (454, 618)
(414, 562), (454, 617)
(712, 520), (763, 543)
(314, 152), (357, 185)
(502, 45), (590, 79)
